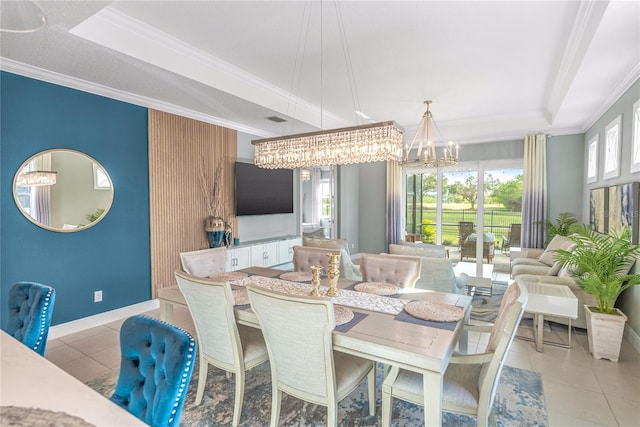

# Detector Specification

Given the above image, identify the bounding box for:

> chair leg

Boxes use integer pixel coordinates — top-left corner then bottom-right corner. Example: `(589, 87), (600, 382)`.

(367, 366), (376, 416)
(381, 366), (400, 427)
(232, 370), (245, 427)
(327, 402), (337, 427)
(488, 408), (497, 427)
(270, 388), (282, 427)
(195, 357), (208, 405)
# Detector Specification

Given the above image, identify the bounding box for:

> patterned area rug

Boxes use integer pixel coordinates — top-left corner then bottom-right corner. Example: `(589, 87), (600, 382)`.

(87, 358), (547, 426)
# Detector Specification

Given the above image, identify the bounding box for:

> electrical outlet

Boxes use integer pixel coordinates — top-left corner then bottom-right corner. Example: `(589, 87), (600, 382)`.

(94, 290), (103, 302)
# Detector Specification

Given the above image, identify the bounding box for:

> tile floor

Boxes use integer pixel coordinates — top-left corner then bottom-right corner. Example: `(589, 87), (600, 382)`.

(45, 268), (640, 426)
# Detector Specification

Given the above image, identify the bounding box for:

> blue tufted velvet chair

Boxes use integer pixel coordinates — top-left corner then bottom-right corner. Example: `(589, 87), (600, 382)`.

(5, 281), (56, 356)
(110, 315), (197, 427)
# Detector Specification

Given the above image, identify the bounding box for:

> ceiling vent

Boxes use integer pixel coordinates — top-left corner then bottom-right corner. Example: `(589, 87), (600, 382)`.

(265, 116), (286, 123)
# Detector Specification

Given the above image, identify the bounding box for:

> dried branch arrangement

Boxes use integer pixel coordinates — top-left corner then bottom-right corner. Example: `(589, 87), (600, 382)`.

(198, 157), (225, 220)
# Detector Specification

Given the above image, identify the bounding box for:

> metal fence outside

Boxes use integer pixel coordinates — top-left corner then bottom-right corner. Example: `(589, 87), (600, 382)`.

(406, 209), (522, 244)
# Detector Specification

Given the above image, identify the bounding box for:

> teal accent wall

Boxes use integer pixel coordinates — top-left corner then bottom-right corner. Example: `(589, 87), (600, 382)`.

(1, 72), (151, 325)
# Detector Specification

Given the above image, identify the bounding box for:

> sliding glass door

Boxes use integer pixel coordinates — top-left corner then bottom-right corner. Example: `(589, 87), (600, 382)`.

(404, 159), (523, 267)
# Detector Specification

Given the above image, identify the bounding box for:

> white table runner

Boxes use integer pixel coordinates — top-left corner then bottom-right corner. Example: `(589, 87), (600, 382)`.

(237, 275), (407, 315)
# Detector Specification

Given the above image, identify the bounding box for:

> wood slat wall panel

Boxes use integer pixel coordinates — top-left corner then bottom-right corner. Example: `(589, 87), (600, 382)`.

(148, 109), (237, 297)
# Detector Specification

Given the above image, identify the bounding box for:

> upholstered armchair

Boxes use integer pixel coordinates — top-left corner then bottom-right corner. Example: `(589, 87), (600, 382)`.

(179, 247), (227, 277)
(247, 284), (375, 427)
(174, 271), (268, 427)
(110, 315), (196, 427)
(359, 253), (421, 288)
(460, 233), (496, 263)
(301, 237), (362, 280)
(382, 279), (528, 427)
(386, 250), (468, 294)
(5, 282), (56, 356)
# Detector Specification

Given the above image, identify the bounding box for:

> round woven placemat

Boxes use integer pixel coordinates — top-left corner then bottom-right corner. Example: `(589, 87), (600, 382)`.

(208, 271), (249, 282)
(279, 271), (314, 282)
(334, 305), (354, 326)
(404, 301), (464, 322)
(232, 288), (249, 306)
(354, 282), (400, 296)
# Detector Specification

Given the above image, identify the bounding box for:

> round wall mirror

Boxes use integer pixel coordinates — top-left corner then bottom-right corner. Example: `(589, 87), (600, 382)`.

(13, 149), (114, 232)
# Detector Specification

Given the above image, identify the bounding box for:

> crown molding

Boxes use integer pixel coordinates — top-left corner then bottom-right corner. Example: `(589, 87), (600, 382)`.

(582, 62), (640, 132)
(544, 0), (609, 124)
(0, 58), (276, 137)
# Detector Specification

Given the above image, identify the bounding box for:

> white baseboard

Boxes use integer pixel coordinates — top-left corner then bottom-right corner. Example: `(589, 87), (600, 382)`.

(624, 324), (640, 353)
(48, 300), (159, 339)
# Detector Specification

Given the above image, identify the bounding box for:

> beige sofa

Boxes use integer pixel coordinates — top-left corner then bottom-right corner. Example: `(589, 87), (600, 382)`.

(510, 235), (596, 329)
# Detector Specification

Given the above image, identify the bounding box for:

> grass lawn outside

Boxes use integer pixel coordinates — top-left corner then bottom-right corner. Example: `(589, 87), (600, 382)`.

(407, 203), (522, 245)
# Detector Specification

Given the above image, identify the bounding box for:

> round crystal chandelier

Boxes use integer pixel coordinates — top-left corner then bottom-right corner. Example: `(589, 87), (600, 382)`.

(400, 100), (459, 168)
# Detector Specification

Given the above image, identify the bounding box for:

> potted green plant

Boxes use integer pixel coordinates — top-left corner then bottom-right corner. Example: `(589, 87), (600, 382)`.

(538, 212), (580, 246)
(554, 226), (640, 362)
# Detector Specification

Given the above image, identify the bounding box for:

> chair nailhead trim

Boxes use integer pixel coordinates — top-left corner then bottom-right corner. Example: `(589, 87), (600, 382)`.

(33, 288), (53, 351)
(138, 316), (196, 426)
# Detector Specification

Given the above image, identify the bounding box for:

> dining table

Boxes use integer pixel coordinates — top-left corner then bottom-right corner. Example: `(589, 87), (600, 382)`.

(158, 266), (473, 427)
(0, 330), (147, 427)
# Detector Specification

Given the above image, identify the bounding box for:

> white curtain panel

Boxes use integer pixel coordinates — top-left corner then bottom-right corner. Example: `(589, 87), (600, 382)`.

(32, 153), (52, 226)
(386, 160), (403, 246)
(521, 134), (547, 248)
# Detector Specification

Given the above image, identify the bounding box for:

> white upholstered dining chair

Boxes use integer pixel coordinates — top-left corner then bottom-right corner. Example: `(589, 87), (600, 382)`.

(359, 253), (421, 288)
(246, 284), (376, 427)
(174, 271), (268, 427)
(179, 247), (227, 277)
(292, 245), (335, 273)
(381, 279), (528, 427)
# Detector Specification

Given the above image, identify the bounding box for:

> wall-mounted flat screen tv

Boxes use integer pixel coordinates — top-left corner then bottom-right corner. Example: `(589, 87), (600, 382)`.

(235, 161), (294, 216)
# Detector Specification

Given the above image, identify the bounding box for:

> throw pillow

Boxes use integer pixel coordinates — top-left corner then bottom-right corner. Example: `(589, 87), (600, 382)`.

(547, 261), (563, 276)
(465, 233), (495, 242)
(538, 235), (574, 267)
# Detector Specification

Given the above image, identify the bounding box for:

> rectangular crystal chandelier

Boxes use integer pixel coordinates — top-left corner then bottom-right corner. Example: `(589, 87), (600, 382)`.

(253, 121), (403, 169)
(15, 170), (57, 186)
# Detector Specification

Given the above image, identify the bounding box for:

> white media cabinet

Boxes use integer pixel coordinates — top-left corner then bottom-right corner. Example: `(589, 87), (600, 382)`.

(225, 235), (302, 271)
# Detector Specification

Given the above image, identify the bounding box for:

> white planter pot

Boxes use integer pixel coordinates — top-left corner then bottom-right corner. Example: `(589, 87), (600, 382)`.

(584, 305), (627, 362)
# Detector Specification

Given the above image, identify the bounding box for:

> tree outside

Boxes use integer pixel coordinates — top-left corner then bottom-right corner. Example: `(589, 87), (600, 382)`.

(405, 170), (523, 245)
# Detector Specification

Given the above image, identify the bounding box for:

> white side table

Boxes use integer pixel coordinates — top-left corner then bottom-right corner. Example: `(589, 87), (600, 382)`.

(521, 282), (578, 352)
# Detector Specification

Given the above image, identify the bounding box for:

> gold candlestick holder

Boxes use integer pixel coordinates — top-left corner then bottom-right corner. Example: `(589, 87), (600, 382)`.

(309, 265), (323, 296)
(325, 252), (341, 297)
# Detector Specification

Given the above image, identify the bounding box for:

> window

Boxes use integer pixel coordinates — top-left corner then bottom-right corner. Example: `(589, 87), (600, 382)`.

(604, 115), (621, 180)
(404, 161), (522, 250)
(587, 135), (598, 183)
(93, 163), (111, 190)
(632, 100), (640, 173)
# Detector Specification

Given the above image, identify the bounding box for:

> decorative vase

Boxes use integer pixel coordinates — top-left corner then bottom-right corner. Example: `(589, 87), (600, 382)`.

(585, 305), (627, 362)
(205, 216), (225, 248)
(223, 222), (233, 247)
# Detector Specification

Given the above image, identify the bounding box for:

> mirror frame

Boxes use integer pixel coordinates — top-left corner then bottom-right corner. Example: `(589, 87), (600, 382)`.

(13, 148), (114, 233)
